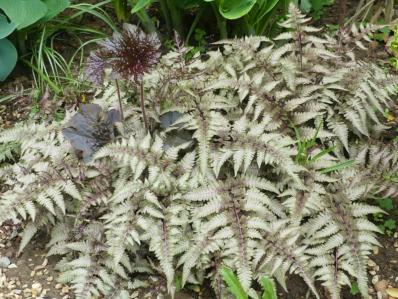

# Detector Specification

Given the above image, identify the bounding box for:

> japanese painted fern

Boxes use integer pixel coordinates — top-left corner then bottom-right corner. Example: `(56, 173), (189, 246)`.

(0, 5), (397, 299)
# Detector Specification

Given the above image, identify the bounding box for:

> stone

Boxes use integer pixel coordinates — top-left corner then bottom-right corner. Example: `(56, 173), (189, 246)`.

(374, 280), (389, 292)
(31, 282), (42, 297)
(0, 257), (11, 268)
(7, 263), (17, 269)
(61, 286), (70, 294)
(368, 259), (377, 267)
(372, 275), (380, 284)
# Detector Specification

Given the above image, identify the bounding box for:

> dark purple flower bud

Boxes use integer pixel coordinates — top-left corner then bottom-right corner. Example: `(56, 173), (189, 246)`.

(85, 24), (161, 85)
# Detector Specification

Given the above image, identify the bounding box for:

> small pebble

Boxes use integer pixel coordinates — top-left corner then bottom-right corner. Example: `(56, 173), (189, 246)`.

(372, 275), (380, 284)
(61, 286), (70, 294)
(7, 263), (17, 269)
(368, 259), (377, 267)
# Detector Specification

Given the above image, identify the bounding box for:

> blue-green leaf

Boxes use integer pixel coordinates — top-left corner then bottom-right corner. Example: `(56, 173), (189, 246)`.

(0, 0), (48, 29)
(0, 14), (16, 39)
(218, 0), (257, 20)
(0, 38), (18, 81)
(42, 0), (70, 21)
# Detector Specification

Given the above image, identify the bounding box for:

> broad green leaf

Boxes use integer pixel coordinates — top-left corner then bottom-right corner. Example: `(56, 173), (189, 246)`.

(0, 14), (16, 39)
(384, 219), (396, 231)
(131, 0), (152, 13)
(0, 0), (48, 29)
(42, 0), (70, 21)
(299, 0), (312, 12)
(218, 0), (257, 20)
(221, 267), (248, 299)
(0, 38), (17, 81)
(261, 276), (277, 299)
(376, 198), (394, 211)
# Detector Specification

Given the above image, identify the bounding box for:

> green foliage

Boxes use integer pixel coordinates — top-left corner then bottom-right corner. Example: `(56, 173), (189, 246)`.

(221, 267), (277, 299)
(298, 0), (334, 19)
(221, 267), (249, 299)
(0, 38), (17, 81)
(122, 0), (290, 40)
(350, 282), (360, 296)
(390, 25), (398, 70)
(0, 0), (70, 81)
(373, 198), (396, 236)
(260, 276), (278, 299)
(0, 6), (397, 299)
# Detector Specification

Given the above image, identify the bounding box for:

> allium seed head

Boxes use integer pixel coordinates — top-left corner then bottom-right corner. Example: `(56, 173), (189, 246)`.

(86, 24), (161, 85)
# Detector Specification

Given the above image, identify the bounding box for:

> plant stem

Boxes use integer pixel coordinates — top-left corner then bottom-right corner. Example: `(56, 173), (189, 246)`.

(166, 0), (184, 37)
(159, 0), (172, 36)
(211, 2), (227, 39)
(140, 81), (149, 132)
(115, 79), (124, 122)
(185, 4), (205, 44)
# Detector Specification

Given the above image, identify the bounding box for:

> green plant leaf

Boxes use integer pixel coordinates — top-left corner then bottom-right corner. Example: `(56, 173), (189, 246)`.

(218, 0), (257, 20)
(263, 0), (283, 15)
(0, 38), (17, 81)
(0, 0), (48, 30)
(131, 0), (152, 13)
(384, 219), (396, 231)
(350, 282), (360, 295)
(42, 0), (70, 21)
(319, 160), (355, 174)
(0, 14), (17, 39)
(221, 267), (248, 299)
(300, 0), (312, 12)
(261, 276), (277, 299)
(376, 198), (394, 211)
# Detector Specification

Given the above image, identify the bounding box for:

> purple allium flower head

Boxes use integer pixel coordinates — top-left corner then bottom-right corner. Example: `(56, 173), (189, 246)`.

(86, 24), (161, 85)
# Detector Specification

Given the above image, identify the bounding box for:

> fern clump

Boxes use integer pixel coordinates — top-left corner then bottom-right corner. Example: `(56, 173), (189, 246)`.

(0, 5), (397, 299)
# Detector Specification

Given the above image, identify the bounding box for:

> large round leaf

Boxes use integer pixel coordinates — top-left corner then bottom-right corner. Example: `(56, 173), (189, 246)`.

(0, 38), (17, 81)
(42, 0), (70, 21)
(0, 14), (16, 39)
(0, 0), (48, 30)
(218, 0), (257, 20)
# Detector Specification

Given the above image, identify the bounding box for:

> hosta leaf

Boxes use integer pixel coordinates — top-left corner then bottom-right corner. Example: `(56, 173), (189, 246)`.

(42, 0), (70, 21)
(0, 0), (48, 29)
(218, 0), (257, 20)
(0, 14), (16, 39)
(0, 38), (17, 81)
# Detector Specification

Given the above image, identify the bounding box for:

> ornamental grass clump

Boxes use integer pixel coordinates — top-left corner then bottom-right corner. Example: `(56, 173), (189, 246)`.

(0, 5), (397, 299)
